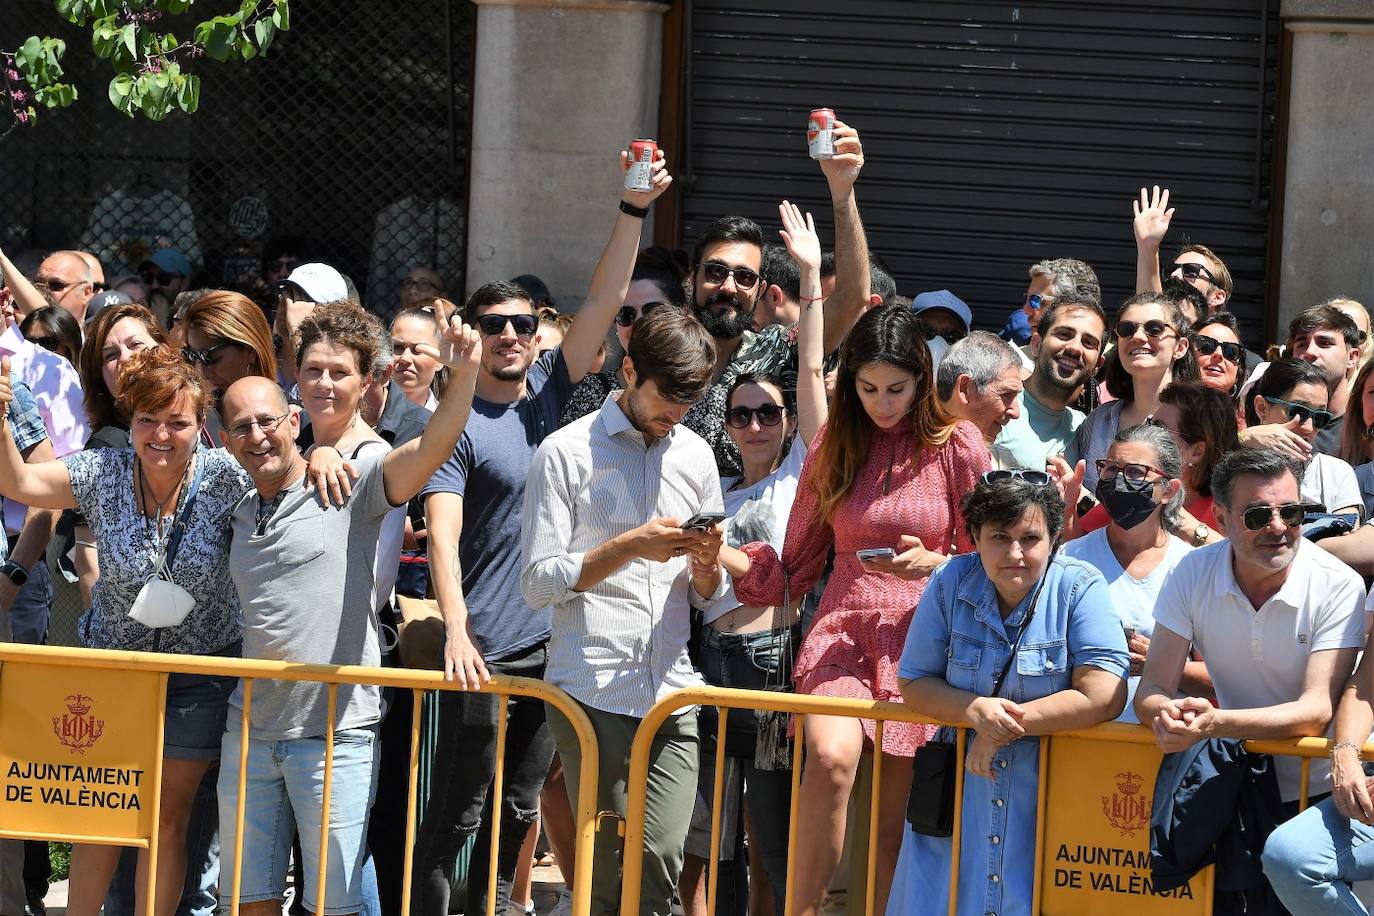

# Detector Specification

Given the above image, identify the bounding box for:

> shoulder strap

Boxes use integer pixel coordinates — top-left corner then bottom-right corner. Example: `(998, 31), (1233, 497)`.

(163, 454), (206, 569)
(990, 542), (1060, 698)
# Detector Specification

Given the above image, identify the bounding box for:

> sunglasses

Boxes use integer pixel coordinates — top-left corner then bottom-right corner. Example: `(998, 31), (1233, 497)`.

(700, 262), (761, 291)
(1117, 319), (1175, 341)
(1262, 395), (1335, 429)
(1174, 261), (1217, 284)
(1096, 459), (1165, 485)
(1241, 502), (1305, 531)
(42, 277), (80, 293)
(726, 404), (785, 429)
(141, 269), (178, 287)
(476, 313), (539, 338)
(27, 335), (62, 354)
(400, 277), (442, 292)
(614, 300), (670, 328)
(919, 322), (965, 345)
(981, 469), (1052, 487)
(181, 341), (237, 366)
(1023, 293), (1053, 311)
(1193, 334), (1242, 364)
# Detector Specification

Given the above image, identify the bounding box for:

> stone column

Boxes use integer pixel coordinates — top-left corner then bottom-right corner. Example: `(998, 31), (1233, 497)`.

(1278, 0), (1374, 329)
(465, 0), (668, 307)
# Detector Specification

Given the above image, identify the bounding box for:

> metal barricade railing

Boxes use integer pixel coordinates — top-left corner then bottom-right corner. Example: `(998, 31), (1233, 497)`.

(620, 686), (1374, 916)
(0, 643), (599, 916)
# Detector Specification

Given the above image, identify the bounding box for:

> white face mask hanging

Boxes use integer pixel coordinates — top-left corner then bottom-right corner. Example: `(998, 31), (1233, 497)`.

(127, 451), (204, 632)
(926, 334), (951, 369)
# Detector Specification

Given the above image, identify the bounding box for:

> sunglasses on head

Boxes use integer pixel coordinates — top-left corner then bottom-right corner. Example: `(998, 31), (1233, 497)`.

(1117, 319), (1174, 341)
(919, 322), (965, 345)
(1241, 502), (1305, 531)
(1193, 334), (1242, 364)
(614, 300), (670, 328)
(700, 262), (761, 291)
(1262, 395), (1335, 429)
(726, 404), (784, 429)
(476, 313), (539, 338)
(181, 341), (236, 366)
(1174, 261), (1217, 284)
(981, 469), (1052, 487)
(1096, 459), (1165, 486)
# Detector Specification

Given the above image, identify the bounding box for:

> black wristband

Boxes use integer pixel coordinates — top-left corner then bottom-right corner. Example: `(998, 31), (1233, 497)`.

(619, 200), (649, 219)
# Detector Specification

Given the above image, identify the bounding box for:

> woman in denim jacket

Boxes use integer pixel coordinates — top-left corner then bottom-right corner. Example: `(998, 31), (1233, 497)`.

(888, 472), (1129, 915)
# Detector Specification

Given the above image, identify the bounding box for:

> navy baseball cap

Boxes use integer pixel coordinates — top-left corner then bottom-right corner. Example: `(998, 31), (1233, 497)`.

(912, 289), (972, 332)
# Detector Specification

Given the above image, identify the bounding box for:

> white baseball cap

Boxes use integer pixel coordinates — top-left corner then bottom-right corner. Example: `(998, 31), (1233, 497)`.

(283, 263), (347, 304)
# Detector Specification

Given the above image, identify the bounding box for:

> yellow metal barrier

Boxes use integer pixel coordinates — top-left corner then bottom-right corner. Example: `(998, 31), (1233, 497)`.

(0, 643), (600, 916)
(619, 686), (1371, 916)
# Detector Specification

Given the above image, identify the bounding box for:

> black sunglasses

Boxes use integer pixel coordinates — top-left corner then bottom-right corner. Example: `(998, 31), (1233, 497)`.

(181, 341), (237, 366)
(28, 335), (62, 354)
(141, 269), (178, 287)
(1241, 502), (1305, 531)
(1262, 395), (1335, 429)
(476, 313), (539, 338)
(726, 404), (785, 429)
(1193, 334), (1242, 364)
(1117, 319), (1175, 340)
(981, 469), (1052, 487)
(919, 322), (965, 345)
(1174, 261), (1217, 284)
(614, 301), (669, 328)
(700, 262), (761, 291)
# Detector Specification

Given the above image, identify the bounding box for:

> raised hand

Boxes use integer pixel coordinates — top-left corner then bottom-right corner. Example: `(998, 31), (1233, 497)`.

(778, 200), (822, 272)
(819, 120), (864, 193)
(424, 300), (482, 372)
(621, 148), (673, 209)
(1132, 185), (1175, 250)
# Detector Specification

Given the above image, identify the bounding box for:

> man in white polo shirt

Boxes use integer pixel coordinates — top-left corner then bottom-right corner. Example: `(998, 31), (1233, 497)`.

(1135, 447), (1367, 803)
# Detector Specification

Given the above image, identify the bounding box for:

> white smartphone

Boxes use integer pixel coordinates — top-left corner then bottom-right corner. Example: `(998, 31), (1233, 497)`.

(856, 547), (896, 562)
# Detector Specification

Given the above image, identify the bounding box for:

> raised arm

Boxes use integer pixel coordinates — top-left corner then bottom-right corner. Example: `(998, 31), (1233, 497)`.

(0, 246), (49, 319)
(424, 490), (490, 689)
(778, 200), (826, 447)
(1132, 185), (1173, 295)
(560, 149), (674, 384)
(819, 120), (870, 354)
(383, 307), (481, 504)
(0, 359), (76, 510)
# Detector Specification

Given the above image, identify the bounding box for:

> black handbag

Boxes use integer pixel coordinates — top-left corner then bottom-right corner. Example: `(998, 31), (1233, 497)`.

(906, 546), (1057, 836)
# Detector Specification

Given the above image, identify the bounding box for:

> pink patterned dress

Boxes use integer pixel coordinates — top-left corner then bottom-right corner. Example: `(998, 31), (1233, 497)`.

(734, 418), (989, 756)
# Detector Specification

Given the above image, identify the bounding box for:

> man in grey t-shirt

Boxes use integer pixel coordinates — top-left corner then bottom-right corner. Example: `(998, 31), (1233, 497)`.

(212, 312), (480, 916)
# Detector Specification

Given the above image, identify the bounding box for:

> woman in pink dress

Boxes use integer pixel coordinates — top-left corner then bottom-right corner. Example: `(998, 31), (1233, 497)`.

(722, 303), (989, 916)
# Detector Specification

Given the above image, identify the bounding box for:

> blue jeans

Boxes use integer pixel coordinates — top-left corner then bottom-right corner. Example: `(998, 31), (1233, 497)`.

(693, 626), (796, 913)
(1264, 796), (1374, 914)
(218, 727), (380, 915)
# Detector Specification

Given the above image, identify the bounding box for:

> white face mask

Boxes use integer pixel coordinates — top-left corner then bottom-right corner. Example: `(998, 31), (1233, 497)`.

(926, 334), (950, 369)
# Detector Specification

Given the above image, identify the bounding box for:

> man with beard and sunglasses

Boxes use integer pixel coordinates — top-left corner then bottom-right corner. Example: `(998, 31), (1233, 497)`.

(410, 149), (671, 916)
(994, 298), (1107, 470)
(682, 121), (873, 476)
(1136, 448), (1366, 810)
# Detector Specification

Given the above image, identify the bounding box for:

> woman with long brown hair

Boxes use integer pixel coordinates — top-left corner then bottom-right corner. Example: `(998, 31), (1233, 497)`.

(182, 290), (278, 441)
(722, 303), (989, 915)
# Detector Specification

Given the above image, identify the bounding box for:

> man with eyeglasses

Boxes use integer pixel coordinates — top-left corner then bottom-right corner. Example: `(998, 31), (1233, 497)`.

(35, 250), (98, 324)
(412, 150), (671, 916)
(936, 332), (1022, 468)
(1132, 185), (1234, 313)
(398, 266), (448, 314)
(137, 248), (191, 327)
(1136, 448), (1366, 809)
(683, 121), (872, 477)
(912, 288), (972, 362)
(999, 257), (1101, 359)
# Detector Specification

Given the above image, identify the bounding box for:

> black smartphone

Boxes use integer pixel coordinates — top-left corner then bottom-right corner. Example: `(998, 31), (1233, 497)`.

(681, 512), (725, 531)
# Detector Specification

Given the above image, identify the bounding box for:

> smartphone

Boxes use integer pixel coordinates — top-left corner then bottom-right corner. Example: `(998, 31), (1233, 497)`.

(856, 547), (896, 562)
(681, 512), (725, 531)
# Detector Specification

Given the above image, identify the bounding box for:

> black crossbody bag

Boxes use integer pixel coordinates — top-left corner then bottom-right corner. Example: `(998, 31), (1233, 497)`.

(906, 547), (1057, 836)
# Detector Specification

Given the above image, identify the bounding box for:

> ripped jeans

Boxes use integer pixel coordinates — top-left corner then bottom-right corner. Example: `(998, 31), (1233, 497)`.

(410, 641), (554, 916)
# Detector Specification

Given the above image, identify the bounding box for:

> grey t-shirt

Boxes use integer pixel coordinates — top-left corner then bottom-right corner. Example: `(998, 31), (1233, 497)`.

(228, 455), (397, 740)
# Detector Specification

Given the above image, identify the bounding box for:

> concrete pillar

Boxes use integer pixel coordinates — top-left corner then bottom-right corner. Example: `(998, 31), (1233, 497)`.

(1278, 0), (1374, 331)
(465, 0), (668, 308)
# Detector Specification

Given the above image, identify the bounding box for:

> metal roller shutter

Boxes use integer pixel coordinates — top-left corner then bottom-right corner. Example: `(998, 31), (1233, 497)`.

(676, 0), (1279, 347)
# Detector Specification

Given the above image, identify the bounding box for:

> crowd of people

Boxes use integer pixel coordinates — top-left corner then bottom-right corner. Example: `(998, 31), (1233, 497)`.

(4, 120), (1374, 916)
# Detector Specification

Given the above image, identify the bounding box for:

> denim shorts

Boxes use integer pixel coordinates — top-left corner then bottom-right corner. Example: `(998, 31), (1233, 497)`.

(217, 726), (380, 915)
(164, 670), (238, 761)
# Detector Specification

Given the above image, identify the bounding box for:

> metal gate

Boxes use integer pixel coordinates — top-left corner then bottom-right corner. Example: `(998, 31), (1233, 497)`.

(0, 0), (476, 322)
(673, 0), (1280, 346)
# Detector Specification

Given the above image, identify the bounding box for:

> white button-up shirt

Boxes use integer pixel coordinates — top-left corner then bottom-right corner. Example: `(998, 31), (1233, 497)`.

(1153, 537), (1367, 800)
(521, 393), (730, 718)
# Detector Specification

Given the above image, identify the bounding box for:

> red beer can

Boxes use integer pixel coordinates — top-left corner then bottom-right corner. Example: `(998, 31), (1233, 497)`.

(625, 139), (658, 192)
(808, 108), (836, 159)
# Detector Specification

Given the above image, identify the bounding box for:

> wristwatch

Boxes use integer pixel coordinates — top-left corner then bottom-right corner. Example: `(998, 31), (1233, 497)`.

(1, 561), (28, 588)
(1191, 523), (1211, 547)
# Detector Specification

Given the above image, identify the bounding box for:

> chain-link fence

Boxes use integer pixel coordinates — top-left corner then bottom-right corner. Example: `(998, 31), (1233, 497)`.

(2, 1), (475, 324)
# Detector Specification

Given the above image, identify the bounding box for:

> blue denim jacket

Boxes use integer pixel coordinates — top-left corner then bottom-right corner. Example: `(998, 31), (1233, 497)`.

(888, 552), (1128, 916)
